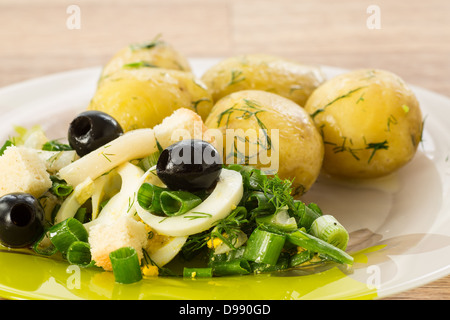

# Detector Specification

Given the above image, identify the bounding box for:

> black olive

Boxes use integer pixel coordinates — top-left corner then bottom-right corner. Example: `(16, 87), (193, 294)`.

(0, 193), (45, 248)
(68, 110), (123, 157)
(156, 139), (222, 192)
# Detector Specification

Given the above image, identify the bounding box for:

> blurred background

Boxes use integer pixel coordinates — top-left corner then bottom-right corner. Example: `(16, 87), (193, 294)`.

(0, 0), (449, 299)
(0, 0), (449, 94)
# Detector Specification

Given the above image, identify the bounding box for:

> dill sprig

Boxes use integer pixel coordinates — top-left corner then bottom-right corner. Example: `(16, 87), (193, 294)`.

(260, 174), (296, 214)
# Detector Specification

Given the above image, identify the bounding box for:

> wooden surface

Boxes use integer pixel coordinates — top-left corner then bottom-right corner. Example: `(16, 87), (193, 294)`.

(0, 0), (449, 300)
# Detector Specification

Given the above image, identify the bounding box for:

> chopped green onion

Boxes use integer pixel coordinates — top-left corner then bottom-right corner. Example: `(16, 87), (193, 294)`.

(50, 176), (73, 198)
(66, 241), (92, 266)
(74, 207), (88, 224)
(294, 201), (322, 230)
(109, 247), (142, 284)
(245, 191), (275, 216)
(48, 218), (88, 254)
(42, 140), (72, 151)
(123, 61), (158, 69)
(251, 252), (290, 273)
(226, 164), (267, 191)
(183, 267), (213, 278)
(138, 151), (160, 171)
(286, 229), (353, 265)
(210, 259), (252, 276)
(309, 215), (349, 251)
(255, 209), (298, 233)
(160, 190), (202, 216)
(289, 250), (312, 267)
(243, 228), (285, 265)
(0, 140), (14, 156)
(33, 232), (57, 256)
(137, 183), (166, 214)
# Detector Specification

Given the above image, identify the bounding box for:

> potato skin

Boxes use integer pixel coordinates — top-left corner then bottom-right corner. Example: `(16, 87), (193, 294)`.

(201, 54), (325, 107)
(88, 68), (213, 131)
(304, 69), (423, 179)
(205, 90), (324, 194)
(100, 39), (191, 81)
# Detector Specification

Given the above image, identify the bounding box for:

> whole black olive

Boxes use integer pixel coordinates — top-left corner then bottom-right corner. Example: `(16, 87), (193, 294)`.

(68, 110), (123, 157)
(156, 139), (222, 192)
(0, 193), (45, 248)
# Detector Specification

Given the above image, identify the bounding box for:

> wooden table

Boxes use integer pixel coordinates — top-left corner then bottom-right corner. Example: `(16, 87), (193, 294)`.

(0, 0), (449, 300)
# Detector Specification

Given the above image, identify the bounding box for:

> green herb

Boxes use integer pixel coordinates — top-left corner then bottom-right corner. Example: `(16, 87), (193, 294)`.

(311, 86), (367, 119)
(42, 140), (72, 151)
(227, 70), (246, 87)
(191, 98), (211, 113)
(0, 139), (14, 156)
(331, 136), (361, 161)
(129, 34), (163, 51)
(386, 114), (398, 132)
(50, 176), (73, 198)
(365, 140), (389, 163)
(123, 61), (157, 69)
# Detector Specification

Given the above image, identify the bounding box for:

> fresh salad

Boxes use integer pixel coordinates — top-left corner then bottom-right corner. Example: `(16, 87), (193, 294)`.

(0, 37), (422, 286)
(0, 109), (352, 284)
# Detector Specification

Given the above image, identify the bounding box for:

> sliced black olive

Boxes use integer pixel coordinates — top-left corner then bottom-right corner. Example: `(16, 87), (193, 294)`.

(0, 193), (45, 248)
(156, 139), (222, 192)
(68, 110), (123, 157)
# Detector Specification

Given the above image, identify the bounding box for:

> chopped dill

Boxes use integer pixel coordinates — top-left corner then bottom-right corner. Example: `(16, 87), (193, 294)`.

(311, 86), (367, 119)
(227, 70), (246, 87)
(365, 140), (389, 163)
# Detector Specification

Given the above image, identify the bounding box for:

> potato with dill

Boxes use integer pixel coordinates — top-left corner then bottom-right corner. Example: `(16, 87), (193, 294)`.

(205, 90), (324, 195)
(88, 68), (213, 131)
(304, 69), (423, 179)
(99, 37), (191, 81)
(201, 54), (325, 107)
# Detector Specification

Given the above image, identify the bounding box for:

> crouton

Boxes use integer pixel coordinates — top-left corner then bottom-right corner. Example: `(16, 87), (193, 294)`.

(0, 146), (52, 198)
(153, 108), (218, 149)
(88, 216), (148, 271)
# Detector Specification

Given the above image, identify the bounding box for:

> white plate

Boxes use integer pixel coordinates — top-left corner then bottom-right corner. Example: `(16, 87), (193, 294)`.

(0, 59), (449, 299)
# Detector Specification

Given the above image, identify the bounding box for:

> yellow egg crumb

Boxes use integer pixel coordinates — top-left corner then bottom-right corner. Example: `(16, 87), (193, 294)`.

(206, 236), (223, 249)
(142, 265), (159, 277)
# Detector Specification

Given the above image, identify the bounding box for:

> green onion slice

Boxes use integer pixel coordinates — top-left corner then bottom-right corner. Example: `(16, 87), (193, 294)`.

(159, 190), (202, 216)
(243, 228), (286, 265)
(137, 183), (166, 214)
(48, 218), (88, 254)
(183, 267), (213, 278)
(287, 229), (353, 265)
(33, 232), (57, 256)
(109, 247), (143, 284)
(210, 259), (252, 276)
(289, 250), (312, 267)
(66, 241), (92, 266)
(309, 215), (349, 251)
(138, 151), (160, 172)
(255, 210), (298, 233)
(50, 176), (73, 198)
(294, 201), (322, 230)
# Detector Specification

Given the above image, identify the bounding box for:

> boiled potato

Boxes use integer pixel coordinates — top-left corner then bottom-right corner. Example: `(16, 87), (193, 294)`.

(99, 38), (191, 81)
(201, 54), (325, 106)
(88, 68), (213, 131)
(304, 69), (423, 179)
(205, 90), (324, 195)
